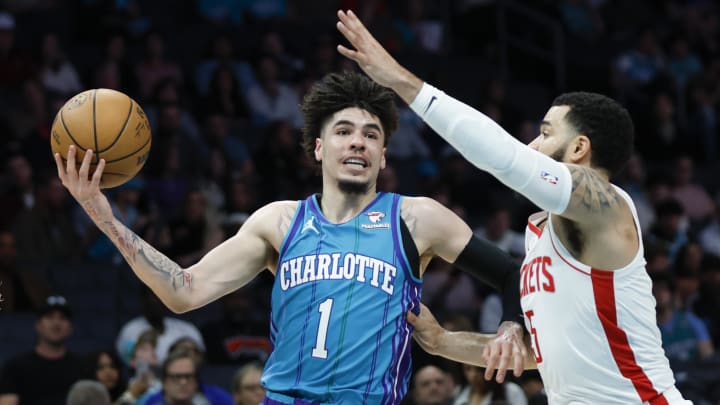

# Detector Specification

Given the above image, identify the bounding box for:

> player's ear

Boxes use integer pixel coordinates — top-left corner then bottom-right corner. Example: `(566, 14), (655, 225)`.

(569, 135), (591, 164)
(380, 147), (386, 170)
(314, 138), (322, 162)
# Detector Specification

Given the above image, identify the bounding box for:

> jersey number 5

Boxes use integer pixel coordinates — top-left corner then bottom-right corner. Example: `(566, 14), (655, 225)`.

(311, 298), (334, 359)
(525, 310), (543, 363)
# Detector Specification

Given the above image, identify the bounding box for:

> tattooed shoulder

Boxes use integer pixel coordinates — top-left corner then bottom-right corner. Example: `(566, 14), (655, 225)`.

(568, 165), (621, 214)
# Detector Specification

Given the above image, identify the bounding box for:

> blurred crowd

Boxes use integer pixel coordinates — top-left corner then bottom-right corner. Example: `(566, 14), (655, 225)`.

(0, 0), (719, 404)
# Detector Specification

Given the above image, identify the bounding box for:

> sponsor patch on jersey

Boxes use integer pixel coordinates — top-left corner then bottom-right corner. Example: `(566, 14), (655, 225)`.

(540, 171), (558, 185)
(362, 211), (390, 229)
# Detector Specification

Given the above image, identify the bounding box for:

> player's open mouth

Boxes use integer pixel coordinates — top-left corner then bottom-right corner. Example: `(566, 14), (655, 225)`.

(343, 158), (368, 168)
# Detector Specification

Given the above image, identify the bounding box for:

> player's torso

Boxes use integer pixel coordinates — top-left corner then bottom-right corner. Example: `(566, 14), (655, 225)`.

(263, 192), (421, 405)
(520, 199), (676, 404)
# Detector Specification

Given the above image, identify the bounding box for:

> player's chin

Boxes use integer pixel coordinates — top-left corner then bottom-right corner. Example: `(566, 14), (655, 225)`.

(338, 178), (370, 195)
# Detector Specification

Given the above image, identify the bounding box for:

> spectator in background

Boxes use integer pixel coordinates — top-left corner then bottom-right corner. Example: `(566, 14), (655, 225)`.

(666, 35), (703, 91)
(7, 80), (47, 143)
(231, 362), (266, 405)
(559, 0), (605, 41)
(144, 350), (232, 405)
(259, 31), (304, 83)
(653, 273), (714, 364)
(0, 153), (35, 230)
(37, 32), (83, 96)
(66, 380), (111, 405)
(0, 11), (35, 89)
(202, 66), (249, 122)
(84, 349), (127, 403)
(613, 28), (666, 105)
(393, 0), (445, 54)
(140, 337), (232, 405)
(0, 229), (51, 312)
(410, 364), (455, 405)
(135, 32), (183, 100)
(93, 33), (137, 95)
(0, 295), (85, 404)
(12, 173), (79, 266)
(647, 198), (690, 266)
(118, 329), (162, 405)
(200, 287), (271, 365)
(615, 153), (655, 233)
(195, 34), (256, 97)
(203, 114), (254, 177)
(671, 156), (715, 223)
(474, 205), (524, 259)
(116, 287), (206, 367)
(245, 56), (303, 129)
(699, 202), (720, 258)
(165, 190), (225, 268)
(453, 364), (527, 405)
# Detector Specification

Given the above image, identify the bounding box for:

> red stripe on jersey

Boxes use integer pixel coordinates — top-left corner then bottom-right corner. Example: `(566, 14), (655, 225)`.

(527, 220), (542, 237)
(591, 270), (668, 405)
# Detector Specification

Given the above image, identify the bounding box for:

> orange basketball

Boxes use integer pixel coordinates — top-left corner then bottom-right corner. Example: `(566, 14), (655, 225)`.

(50, 89), (152, 189)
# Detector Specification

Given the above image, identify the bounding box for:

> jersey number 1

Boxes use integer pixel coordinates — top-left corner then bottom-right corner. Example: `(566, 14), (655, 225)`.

(311, 298), (334, 359)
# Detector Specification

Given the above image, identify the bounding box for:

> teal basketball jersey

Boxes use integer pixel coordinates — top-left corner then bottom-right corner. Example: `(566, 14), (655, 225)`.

(261, 192), (422, 404)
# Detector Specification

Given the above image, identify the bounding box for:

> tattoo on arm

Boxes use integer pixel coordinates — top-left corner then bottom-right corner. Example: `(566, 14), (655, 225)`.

(100, 220), (192, 292)
(568, 166), (621, 214)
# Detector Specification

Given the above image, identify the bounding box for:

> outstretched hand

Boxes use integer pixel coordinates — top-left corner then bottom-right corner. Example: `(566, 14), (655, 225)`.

(336, 10), (422, 103)
(54, 145), (113, 222)
(483, 320), (527, 383)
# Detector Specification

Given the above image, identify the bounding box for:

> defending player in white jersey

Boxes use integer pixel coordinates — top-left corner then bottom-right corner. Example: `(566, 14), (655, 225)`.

(335, 9), (692, 405)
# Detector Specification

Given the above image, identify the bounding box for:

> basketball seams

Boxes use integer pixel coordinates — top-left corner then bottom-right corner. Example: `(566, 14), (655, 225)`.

(101, 136), (151, 164)
(60, 110), (88, 151)
(96, 96), (134, 154)
(92, 89), (99, 165)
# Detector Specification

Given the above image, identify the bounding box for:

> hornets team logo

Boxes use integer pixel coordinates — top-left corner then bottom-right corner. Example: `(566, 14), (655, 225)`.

(367, 211), (384, 223)
(362, 211), (389, 229)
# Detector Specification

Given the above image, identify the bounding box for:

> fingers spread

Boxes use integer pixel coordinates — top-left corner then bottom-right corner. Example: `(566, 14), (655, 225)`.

(484, 343), (499, 381)
(513, 344), (524, 377)
(337, 45), (360, 61)
(66, 145), (77, 177)
(78, 149), (93, 181)
(91, 159), (105, 189)
(54, 153), (66, 182)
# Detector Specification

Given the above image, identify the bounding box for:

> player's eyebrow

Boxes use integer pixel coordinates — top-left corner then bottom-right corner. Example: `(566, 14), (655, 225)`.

(541, 120), (552, 128)
(333, 120), (383, 134)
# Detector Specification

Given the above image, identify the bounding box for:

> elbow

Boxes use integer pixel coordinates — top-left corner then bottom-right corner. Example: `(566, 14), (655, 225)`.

(162, 297), (193, 314)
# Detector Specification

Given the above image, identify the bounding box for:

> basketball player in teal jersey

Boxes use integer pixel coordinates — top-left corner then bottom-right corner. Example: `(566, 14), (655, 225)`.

(54, 72), (528, 404)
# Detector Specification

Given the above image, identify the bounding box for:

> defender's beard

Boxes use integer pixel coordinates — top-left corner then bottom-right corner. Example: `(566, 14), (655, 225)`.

(338, 179), (370, 195)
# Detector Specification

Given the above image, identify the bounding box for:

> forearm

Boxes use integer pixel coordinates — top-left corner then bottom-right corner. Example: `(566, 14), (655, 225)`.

(432, 331), (536, 369)
(409, 83), (572, 214)
(82, 201), (192, 312)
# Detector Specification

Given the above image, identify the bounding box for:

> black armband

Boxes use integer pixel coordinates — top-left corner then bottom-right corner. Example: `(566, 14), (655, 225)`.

(454, 236), (524, 325)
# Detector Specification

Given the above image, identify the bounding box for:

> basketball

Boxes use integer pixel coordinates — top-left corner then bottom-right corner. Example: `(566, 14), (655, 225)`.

(50, 88), (152, 189)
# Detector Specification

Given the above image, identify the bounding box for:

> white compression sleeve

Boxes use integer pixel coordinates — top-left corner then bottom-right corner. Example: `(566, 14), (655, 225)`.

(410, 83), (572, 214)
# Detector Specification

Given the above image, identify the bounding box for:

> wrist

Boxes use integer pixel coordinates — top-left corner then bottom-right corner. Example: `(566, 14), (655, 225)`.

(392, 66), (424, 105)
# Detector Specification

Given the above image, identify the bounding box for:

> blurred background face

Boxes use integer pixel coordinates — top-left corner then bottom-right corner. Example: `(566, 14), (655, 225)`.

(234, 368), (265, 405)
(412, 365), (453, 405)
(163, 357), (198, 403)
(35, 310), (72, 345)
(96, 352), (120, 391)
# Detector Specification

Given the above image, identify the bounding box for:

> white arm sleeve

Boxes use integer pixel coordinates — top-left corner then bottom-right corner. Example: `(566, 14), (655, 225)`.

(410, 83), (572, 214)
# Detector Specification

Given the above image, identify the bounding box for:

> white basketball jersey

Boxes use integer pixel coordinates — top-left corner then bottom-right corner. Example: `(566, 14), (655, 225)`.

(520, 186), (688, 405)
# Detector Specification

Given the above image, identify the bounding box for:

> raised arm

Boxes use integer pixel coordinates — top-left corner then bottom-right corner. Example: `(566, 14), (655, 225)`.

(337, 10), (628, 226)
(54, 146), (281, 313)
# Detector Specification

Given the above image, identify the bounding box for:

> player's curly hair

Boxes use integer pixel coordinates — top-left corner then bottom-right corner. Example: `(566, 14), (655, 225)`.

(551, 92), (634, 177)
(300, 72), (398, 162)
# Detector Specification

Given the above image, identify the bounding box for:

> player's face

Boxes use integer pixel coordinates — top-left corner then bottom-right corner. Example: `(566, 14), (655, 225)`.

(315, 107), (386, 195)
(529, 105), (575, 162)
